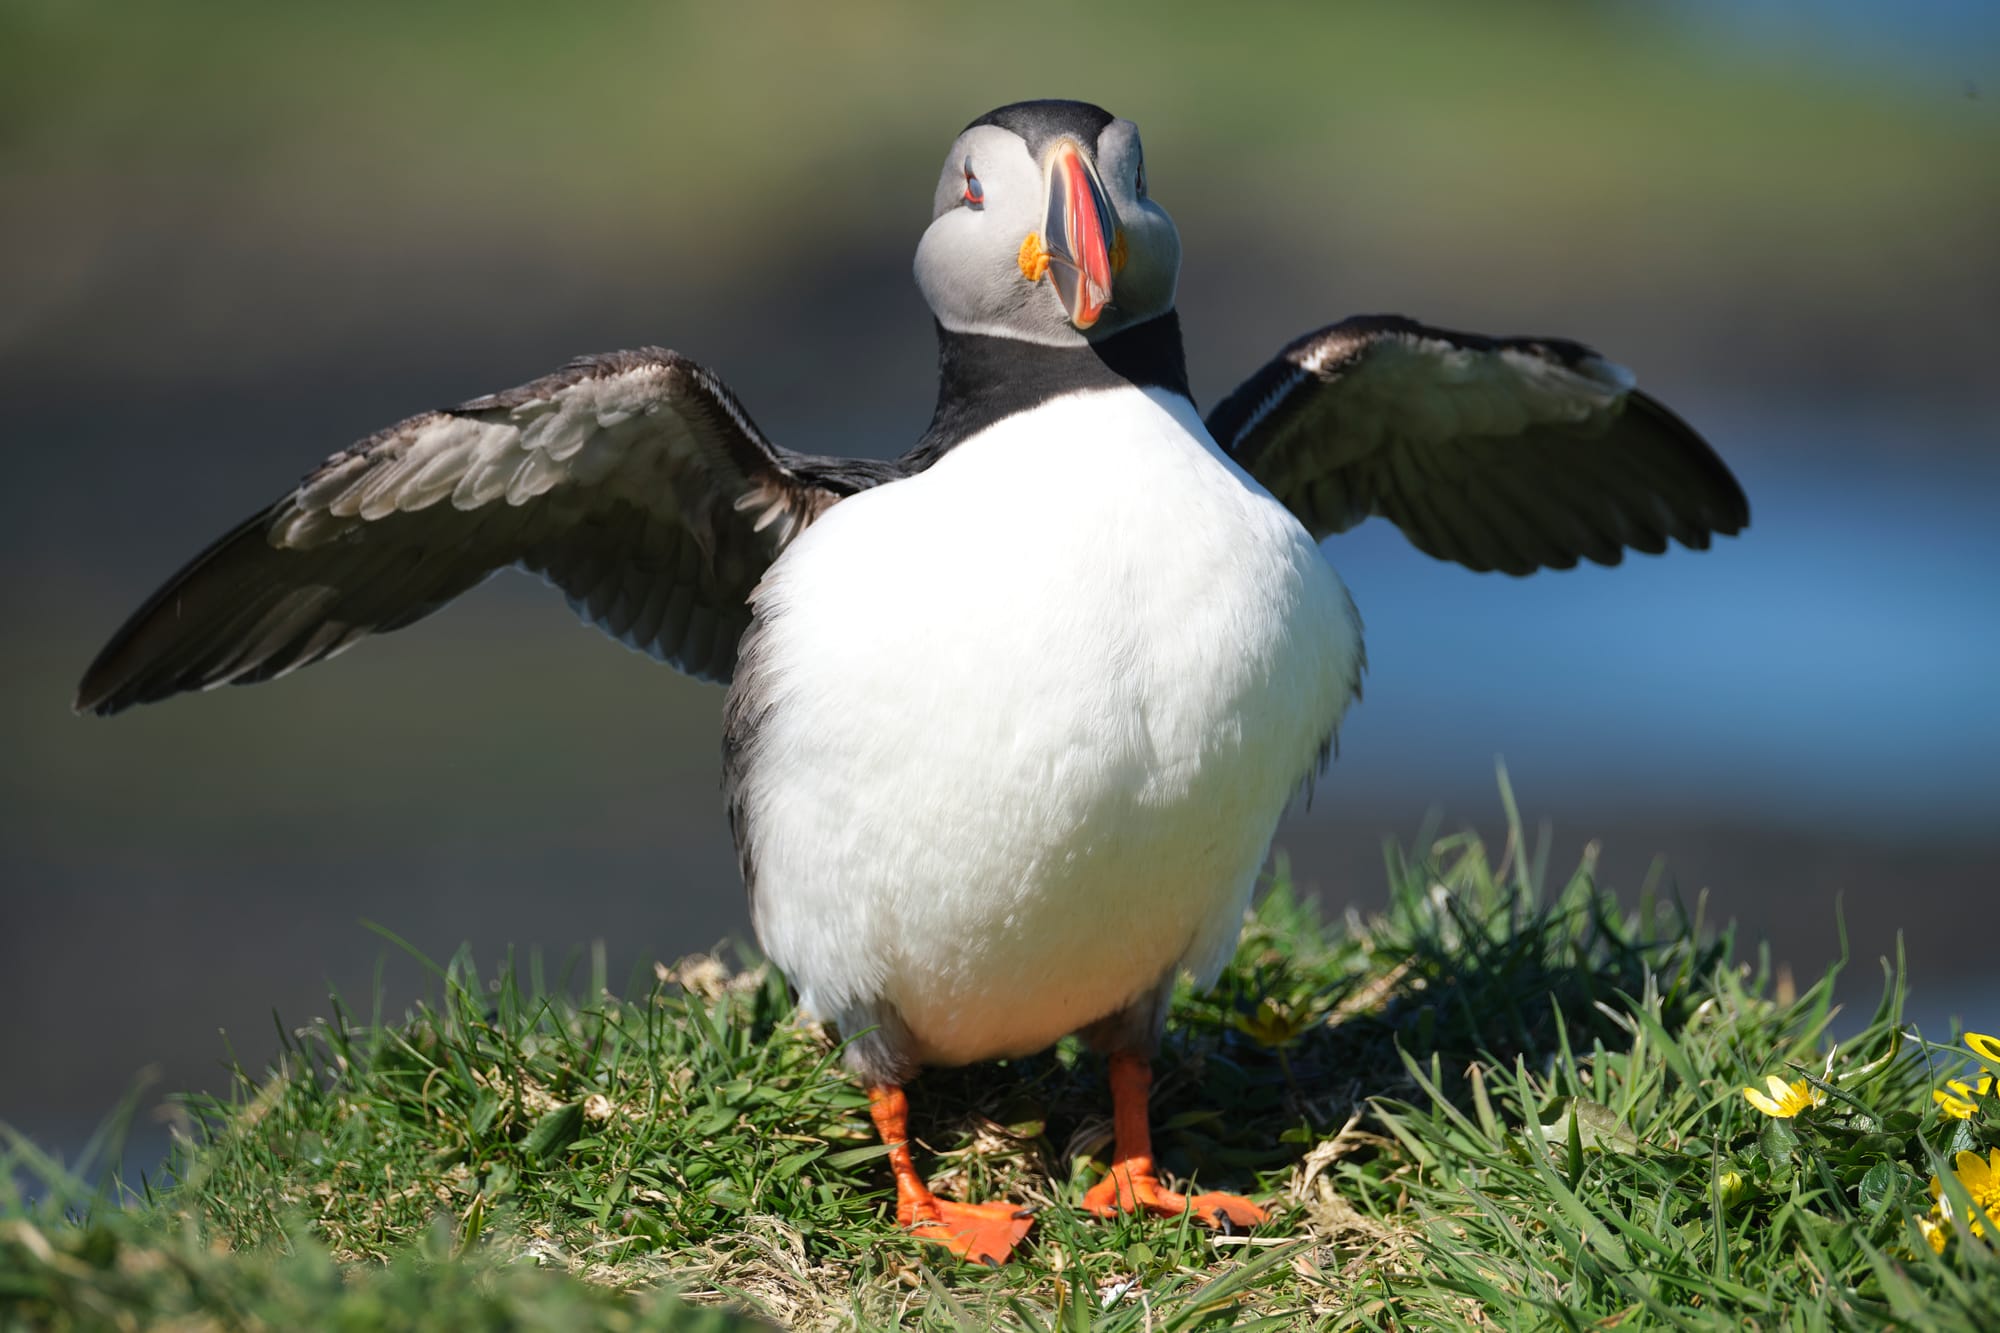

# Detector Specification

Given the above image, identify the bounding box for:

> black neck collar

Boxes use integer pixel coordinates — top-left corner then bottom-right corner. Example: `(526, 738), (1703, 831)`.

(902, 312), (1192, 470)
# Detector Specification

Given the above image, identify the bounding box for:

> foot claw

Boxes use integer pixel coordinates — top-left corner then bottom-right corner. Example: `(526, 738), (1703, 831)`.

(1189, 1191), (1268, 1231)
(1084, 1166), (1267, 1232)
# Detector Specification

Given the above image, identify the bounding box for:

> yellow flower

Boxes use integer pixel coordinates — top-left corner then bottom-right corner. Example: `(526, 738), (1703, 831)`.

(1933, 1075), (1994, 1120)
(1742, 1075), (1825, 1119)
(1928, 1148), (2000, 1241)
(1966, 1031), (2000, 1066)
(1716, 1170), (1748, 1207)
(1918, 1211), (1950, 1255)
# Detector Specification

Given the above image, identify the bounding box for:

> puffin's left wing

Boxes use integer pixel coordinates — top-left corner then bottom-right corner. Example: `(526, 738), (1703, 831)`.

(1205, 315), (1748, 574)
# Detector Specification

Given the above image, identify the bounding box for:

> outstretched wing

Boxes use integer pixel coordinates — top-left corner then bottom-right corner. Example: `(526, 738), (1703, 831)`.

(1205, 315), (1748, 574)
(76, 348), (902, 715)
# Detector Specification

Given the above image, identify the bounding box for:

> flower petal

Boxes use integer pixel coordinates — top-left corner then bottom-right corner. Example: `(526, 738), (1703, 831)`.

(1958, 1150), (1994, 1191)
(1965, 1031), (2000, 1066)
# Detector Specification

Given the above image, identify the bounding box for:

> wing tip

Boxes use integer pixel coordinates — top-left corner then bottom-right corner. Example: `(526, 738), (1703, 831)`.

(73, 653), (124, 717)
(73, 661), (144, 717)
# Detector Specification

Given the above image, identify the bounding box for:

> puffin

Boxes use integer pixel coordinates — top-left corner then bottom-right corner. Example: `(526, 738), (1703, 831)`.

(75, 99), (1748, 1265)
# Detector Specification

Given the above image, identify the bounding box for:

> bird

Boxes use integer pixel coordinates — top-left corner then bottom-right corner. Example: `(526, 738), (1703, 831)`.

(75, 99), (1748, 1265)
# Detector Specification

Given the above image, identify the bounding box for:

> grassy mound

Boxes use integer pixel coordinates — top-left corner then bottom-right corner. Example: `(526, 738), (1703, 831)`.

(6, 793), (1997, 1329)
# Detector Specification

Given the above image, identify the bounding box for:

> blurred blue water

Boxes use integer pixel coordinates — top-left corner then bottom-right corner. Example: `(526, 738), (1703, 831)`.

(1679, 0), (1999, 75)
(1317, 399), (1998, 836)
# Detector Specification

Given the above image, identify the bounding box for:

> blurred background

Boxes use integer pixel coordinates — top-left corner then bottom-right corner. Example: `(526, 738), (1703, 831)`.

(4, 1), (1995, 1176)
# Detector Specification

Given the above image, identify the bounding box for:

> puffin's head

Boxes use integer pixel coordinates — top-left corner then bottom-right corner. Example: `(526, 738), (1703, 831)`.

(915, 100), (1179, 347)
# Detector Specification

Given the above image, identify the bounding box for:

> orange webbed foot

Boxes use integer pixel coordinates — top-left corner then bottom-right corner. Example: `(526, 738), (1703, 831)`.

(1083, 1054), (1269, 1235)
(1084, 1162), (1268, 1233)
(903, 1196), (1034, 1265)
(869, 1082), (1033, 1264)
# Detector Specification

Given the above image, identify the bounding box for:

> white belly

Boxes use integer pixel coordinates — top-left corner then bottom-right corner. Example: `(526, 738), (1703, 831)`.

(735, 387), (1362, 1066)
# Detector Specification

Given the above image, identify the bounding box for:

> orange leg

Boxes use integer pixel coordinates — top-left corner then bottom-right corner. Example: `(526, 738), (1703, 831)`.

(868, 1084), (1032, 1265)
(1082, 1053), (1267, 1231)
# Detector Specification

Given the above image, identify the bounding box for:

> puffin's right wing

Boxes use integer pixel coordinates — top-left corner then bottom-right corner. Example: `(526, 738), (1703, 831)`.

(76, 348), (898, 715)
(1205, 315), (1748, 574)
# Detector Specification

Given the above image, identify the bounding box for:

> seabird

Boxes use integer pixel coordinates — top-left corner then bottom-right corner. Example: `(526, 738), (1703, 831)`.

(75, 99), (1748, 1265)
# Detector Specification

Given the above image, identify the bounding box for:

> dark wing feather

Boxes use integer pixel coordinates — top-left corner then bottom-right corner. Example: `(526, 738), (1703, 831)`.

(1206, 314), (1749, 574)
(76, 348), (898, 715)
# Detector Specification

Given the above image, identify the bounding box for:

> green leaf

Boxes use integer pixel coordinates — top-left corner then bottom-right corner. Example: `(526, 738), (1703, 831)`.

(1856, 1160), (1899, 1214)
(1758, 1113), (1800, 1168)
(690, 1103), (737, 1138)
(455, 1193), (487, 1257)
(1566, 1093), (1585, 1190)
(765, 1146), (827, 1183)
(1538, 1098), (1643, 1155)
(521, 1101), (584, 1161)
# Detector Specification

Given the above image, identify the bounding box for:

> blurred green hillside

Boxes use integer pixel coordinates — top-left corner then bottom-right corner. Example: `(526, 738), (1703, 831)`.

(5, 0), (1995, 399)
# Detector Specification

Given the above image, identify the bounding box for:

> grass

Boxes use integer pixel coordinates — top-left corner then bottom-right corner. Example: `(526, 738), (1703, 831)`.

(5, 788), (1998, 1330)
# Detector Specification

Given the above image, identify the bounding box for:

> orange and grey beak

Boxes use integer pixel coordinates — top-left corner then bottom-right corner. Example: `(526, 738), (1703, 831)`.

(1027, 139), (1121, 329)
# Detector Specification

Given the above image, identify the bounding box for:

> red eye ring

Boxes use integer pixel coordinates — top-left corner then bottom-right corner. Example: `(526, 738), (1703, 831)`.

(962, 159), (983, 207)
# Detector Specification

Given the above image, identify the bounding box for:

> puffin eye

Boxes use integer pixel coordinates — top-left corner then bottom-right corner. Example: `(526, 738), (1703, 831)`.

(962, 159), (984, 208)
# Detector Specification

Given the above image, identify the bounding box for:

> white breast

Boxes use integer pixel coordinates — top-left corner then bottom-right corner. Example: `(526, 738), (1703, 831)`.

(734, 387), (1362, 1066)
